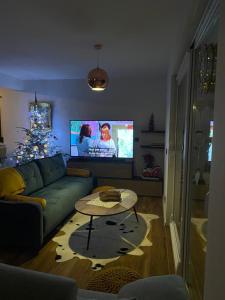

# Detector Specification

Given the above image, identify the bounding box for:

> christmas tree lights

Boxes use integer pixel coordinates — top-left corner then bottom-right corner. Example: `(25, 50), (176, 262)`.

(14, 93), (59, 165)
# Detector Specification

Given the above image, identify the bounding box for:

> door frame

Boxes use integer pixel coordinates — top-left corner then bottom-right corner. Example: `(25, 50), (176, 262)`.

(170, 52), (192, 273)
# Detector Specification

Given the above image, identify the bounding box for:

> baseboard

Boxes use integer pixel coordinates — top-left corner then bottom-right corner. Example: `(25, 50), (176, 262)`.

(170, 221), (181, 272)
(162, 195), (167, 224)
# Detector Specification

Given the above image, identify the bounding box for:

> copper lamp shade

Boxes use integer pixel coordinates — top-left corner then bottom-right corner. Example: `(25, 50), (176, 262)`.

(88, 67), (109, 91)
(88, 44), (108, 91)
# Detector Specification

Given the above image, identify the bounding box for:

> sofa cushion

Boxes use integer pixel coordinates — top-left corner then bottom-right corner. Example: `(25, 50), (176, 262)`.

(78, 289), (117, 300)
(36, 153), (66, 186)
(0, 167), (25, 197)
(118, 275), (189, 300)
(30, 176), (93, 235)
(16, 161), (44, 195)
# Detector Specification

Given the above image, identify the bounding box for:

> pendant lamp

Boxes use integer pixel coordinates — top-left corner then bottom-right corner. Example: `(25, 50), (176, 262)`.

(88, 44), (109, 91)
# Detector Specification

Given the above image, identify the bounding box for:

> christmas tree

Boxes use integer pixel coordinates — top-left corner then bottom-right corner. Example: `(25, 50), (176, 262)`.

(14, 94), (59, 165)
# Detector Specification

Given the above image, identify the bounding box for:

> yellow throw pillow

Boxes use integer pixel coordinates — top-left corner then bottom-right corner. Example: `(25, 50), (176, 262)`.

(0, 168), (25, 198)
(92, 186), (115, 194)
(5, 194), (46, 209)
(67, 167), (91, 177)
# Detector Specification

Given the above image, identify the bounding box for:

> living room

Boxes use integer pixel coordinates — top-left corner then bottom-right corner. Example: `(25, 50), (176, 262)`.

(0, 1), (225, 300)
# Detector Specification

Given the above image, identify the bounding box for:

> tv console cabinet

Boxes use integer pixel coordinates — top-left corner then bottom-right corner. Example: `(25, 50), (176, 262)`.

(97, 177), (163, 197)
(67, 159), (163, 197)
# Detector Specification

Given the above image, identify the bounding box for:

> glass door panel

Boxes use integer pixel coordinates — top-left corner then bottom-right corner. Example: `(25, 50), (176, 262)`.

(171, 54), (191, 272)
(186, 23), (218, 300)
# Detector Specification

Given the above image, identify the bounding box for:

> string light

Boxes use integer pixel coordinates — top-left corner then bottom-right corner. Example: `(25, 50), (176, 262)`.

(13, 92), (59, 164)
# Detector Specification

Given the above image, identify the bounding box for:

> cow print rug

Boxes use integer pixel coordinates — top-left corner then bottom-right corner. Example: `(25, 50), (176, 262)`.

(53, 211), (159, 270)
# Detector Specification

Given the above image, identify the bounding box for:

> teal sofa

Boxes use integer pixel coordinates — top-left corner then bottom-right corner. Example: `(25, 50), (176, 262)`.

(0, 154), (94, 250)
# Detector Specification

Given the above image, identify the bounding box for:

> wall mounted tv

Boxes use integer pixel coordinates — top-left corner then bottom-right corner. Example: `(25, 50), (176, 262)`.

(70, 120), (134, 159)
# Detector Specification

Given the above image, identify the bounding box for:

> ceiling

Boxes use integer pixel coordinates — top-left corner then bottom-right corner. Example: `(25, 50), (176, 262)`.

(0, 0), (206, 80)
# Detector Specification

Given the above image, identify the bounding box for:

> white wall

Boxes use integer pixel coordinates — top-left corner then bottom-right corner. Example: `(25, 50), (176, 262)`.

(204, 1), (225, 298)
(1, 77), (166, 175)
(0, 89), (33, 154)
(0, 73), (24, 90)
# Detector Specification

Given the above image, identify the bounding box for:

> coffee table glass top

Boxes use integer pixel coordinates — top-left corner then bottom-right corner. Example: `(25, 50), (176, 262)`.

(75, 189), (138, 217)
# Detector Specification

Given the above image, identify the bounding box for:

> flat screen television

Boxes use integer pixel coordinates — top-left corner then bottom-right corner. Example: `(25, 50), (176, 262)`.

(70, 120), (134, 159)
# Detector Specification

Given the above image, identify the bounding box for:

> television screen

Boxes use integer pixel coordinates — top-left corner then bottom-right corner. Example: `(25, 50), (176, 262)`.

(70, 120), (134, 159)
(208, 120), (213, 162)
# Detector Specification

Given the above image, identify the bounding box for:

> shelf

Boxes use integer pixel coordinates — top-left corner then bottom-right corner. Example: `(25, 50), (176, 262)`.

(141, 130), (165, 134)
(140, 145), (165, 150)
(133, 175), (163, 182)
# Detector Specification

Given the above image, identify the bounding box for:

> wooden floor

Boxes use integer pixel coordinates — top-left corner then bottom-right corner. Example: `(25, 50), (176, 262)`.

(0, 196), (174, 289)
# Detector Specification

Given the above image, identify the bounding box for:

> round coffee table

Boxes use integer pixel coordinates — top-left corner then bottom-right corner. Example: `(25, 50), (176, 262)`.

(75, 189), (138, 250)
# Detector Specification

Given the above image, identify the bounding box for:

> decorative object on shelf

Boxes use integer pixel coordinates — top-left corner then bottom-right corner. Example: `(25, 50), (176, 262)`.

(141, 121), (164, 179)
(142, 153), (161, 179)
(198, 44), (217, 94)
(88, 44), (109, 92)
(13, 93), (59, 165)
(148, 113), (155, 131)
(143, 153), (155, 168)
(142, 166), (162, 179)
(29, 92), (51, 130)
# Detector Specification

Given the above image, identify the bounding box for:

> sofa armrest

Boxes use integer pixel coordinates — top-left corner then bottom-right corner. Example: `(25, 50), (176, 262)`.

(118, 275), (189, 300)
(0, 263), (77, 300)
(0, 200), (43, 250)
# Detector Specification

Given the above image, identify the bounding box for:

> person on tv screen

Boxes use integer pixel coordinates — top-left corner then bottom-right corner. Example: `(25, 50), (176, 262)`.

(77, 124), (94, 156)
(96, 123), (117, 157)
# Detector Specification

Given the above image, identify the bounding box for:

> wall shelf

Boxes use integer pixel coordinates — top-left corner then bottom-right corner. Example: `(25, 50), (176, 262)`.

(140, 145), (165, 150)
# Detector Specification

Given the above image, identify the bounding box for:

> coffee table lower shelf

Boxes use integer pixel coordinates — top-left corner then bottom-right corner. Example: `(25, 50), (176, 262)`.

(75, 189), (139, 250)
(85, 206), (139, 250)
